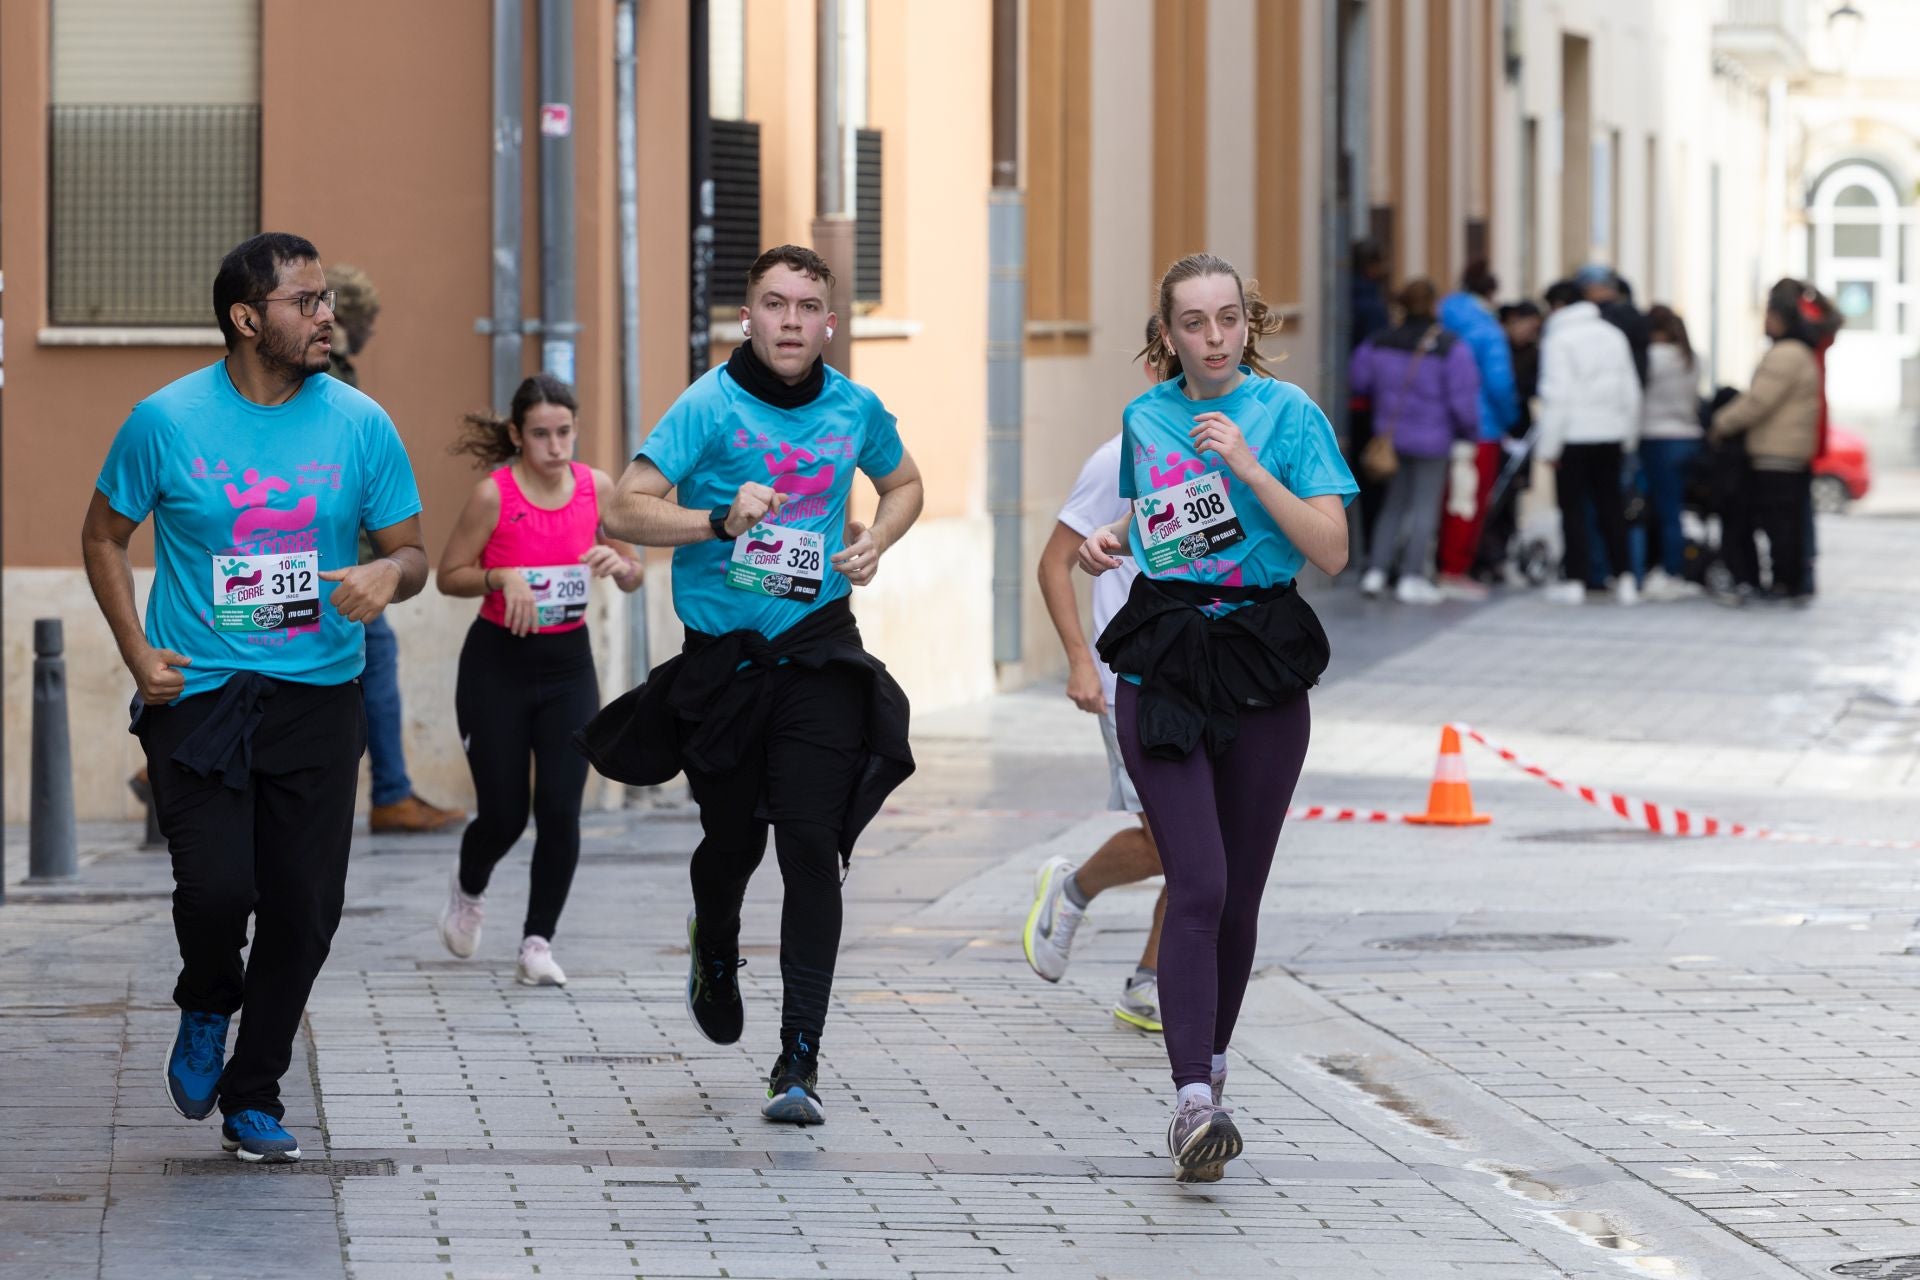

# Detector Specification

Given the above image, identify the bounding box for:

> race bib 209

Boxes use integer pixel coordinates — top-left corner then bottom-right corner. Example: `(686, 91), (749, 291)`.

(521, 564), (591, 629)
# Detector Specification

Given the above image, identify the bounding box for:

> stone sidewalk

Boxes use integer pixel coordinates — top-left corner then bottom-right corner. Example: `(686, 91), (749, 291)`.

(5, 514), (1920, 1279)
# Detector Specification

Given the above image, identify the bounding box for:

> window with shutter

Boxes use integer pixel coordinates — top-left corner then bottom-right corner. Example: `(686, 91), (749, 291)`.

(49, 0), (261, 327)
(710, 119), (763, 308)
(855, 128), (883, 305)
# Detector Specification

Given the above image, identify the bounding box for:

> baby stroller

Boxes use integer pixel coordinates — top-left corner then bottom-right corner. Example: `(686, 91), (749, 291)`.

(1677, 388), (1742, 595)
(1474, 424), (1560, 585)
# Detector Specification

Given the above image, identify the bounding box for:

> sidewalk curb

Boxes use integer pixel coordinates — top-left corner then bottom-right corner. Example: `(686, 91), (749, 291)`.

(1231, 968), (1815, 1279)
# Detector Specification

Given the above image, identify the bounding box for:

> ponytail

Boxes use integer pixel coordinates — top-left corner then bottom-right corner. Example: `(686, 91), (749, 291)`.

(452, 372), (579, 469)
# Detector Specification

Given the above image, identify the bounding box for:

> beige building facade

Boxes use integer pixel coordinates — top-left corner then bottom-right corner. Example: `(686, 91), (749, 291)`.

(3, 0), (1798, 821)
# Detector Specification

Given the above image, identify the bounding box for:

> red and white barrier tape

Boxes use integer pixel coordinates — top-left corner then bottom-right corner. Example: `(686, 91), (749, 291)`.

(1450, 722), (1920, 851)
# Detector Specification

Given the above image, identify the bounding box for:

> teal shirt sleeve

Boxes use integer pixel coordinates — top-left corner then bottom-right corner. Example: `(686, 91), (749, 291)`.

(1117, 414), (1139, 500)
(360, 412), (424, 531)
(1276, 397), (1359, 504)
(96, 399), (168, 524)
(856, 393), (904, 477)
(639, 385), (715, 486)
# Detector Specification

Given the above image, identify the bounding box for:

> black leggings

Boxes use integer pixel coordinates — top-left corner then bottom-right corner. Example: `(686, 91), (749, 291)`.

(455, 618), (600, 940)
(684, 663), (866, 1042)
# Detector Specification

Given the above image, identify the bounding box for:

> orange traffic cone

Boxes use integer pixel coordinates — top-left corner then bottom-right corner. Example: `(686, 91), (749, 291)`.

(1403, 726), (1491, 826)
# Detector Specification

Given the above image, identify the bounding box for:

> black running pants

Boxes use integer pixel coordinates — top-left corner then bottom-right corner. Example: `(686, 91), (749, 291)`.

(455, 618), (600, 941)
(138, 677), (365, 1121)
(683, 663), (866, 1041)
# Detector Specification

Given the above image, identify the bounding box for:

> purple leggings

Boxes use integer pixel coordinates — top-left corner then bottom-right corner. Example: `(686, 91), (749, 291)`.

(1115, 681), (1310, 1088)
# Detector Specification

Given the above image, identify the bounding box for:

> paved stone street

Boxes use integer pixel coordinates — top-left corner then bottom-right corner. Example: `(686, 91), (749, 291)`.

(5, 513), (1920, 1279)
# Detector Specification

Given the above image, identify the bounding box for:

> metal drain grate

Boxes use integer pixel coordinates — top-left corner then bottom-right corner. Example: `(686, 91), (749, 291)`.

(1367, 932), (1622, 953)
(163, 1158), (395, 1177)
(9, 890), (174, 905)
(0, 1193), (91, 1202)
(1834, 1261), (1920, 1279)
(1510, 829), (1669, 845)
(560, 1052), (684, 1066)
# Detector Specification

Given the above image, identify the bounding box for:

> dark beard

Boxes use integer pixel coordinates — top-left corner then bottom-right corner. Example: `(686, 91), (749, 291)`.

(257, 321), (329, 382)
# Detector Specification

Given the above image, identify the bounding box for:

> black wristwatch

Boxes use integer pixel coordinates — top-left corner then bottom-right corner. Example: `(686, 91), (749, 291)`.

(708, 506), (732, 541)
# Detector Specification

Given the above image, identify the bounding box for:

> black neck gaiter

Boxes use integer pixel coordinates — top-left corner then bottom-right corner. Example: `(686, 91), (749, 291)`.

(727, 340), (826, 410)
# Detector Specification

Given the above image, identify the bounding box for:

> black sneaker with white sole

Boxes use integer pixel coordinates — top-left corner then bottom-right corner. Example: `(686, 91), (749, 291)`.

(762, 1036), (825, 1126)
(685, 909), (745, 1045)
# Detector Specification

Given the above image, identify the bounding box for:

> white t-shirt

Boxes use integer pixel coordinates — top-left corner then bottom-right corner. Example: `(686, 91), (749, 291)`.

(1055, 434), (1139, 707)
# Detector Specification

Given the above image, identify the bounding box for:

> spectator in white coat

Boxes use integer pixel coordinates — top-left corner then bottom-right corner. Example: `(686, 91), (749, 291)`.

(1537, 279), (1643, 606)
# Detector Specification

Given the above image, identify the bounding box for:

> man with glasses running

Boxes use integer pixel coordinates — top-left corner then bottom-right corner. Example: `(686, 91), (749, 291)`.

(81, 232), (426, 1163)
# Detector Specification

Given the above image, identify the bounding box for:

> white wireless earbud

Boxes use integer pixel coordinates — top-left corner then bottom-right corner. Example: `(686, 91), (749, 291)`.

(826, 326), (835, 342)
(741, 319), (752, 337)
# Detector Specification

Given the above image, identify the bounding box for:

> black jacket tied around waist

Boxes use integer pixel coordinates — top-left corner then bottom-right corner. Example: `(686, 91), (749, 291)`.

(1095, 574), (1329, 761)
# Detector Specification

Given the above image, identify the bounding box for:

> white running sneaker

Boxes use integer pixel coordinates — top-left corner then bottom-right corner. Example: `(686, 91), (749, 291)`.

(516, 936), (567, 986)
(1641, 569), (1701, 602)
(1543, 581), (1586, 605)
(1113, 975), (1162, 1033)
(1212, 1065), (1228, 1107)
(438, 870), (484, 959)
(1436, 574), (1490, 602)
(1395, 575), (1443, 605)
(1614, 575), (1640, 607)
(1022, 857), (1085, 983)
(1358, 568), (1387, 598)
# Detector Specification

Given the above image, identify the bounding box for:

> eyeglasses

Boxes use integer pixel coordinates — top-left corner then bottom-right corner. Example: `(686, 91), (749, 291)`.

(249, 289), (336, 317)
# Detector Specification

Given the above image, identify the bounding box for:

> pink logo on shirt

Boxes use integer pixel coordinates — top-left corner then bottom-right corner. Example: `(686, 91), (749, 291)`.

(221, 465), (327, 639)
(1148, 453), (1207, 489)
(764, 442), (837, 496)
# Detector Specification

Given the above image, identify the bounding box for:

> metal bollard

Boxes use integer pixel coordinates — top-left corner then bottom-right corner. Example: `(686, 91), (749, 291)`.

(27, 619), (79, 883)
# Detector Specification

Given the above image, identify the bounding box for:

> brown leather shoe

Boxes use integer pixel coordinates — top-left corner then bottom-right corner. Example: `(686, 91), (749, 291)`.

(370, 794), (465, 834)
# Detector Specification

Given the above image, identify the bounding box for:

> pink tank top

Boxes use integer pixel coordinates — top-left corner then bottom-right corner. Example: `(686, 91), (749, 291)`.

(479, 462), (600, 633)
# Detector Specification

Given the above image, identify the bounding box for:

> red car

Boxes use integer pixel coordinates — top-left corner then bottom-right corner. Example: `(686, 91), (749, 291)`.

(1813, 424), (1870, 513)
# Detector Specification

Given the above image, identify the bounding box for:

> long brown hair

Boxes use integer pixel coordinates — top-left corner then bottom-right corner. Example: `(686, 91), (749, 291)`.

(452, 373), (579, 469)
(1645, 304), (1694, 369)
(1139, 253), (1285, 382)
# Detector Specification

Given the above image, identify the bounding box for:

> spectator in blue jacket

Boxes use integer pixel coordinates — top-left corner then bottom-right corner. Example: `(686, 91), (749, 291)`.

(1433, 261), (1518, 599)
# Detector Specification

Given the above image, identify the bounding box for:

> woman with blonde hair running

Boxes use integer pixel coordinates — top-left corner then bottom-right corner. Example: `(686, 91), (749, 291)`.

(1079, 253), (1355, 1181)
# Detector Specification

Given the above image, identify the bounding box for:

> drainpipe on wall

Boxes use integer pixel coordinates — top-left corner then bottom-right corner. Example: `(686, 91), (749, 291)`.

(615, 0), (649, 684)
(812, 0), (855, 374)
(489, 0), (525, 413)
(538, 0), (578, 384)
(987, 0), (1025, 667)
(690, 0), (714, 381)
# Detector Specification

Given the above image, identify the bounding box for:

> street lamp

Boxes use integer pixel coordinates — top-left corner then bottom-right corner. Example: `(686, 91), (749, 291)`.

(1827, 2), (1865, 74)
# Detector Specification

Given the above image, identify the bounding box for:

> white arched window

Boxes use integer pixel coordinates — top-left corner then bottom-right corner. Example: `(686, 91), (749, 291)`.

(1810, 162), (1901, 335)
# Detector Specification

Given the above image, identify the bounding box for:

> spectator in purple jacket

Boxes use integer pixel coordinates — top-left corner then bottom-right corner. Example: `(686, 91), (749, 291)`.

(1349, 279), (1482, 604)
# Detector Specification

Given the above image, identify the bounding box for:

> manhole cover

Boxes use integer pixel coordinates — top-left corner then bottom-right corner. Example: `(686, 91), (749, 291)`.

(162, 1158), (395, 1177)
(1834, 1260), (1920, 1279)
(1367, 932), (1622, 953)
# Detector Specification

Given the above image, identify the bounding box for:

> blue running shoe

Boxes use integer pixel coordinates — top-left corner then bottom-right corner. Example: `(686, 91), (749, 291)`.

(220, 1110), (302, 1163)
(762, 1036), (825, 1126)
(163, 1011), (230, 1120)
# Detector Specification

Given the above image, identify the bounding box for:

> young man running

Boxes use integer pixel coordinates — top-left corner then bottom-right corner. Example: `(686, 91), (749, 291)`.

(1027, 316), (1168, 1032)
(81, 232), (426, 1163)
(583, 245), (922, 1126)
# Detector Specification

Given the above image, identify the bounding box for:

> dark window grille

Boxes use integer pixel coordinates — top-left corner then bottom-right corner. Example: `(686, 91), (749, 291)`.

(855, 128), (882, 304)
(49, 104), (260, 327)
(711, 118), (762, 308)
